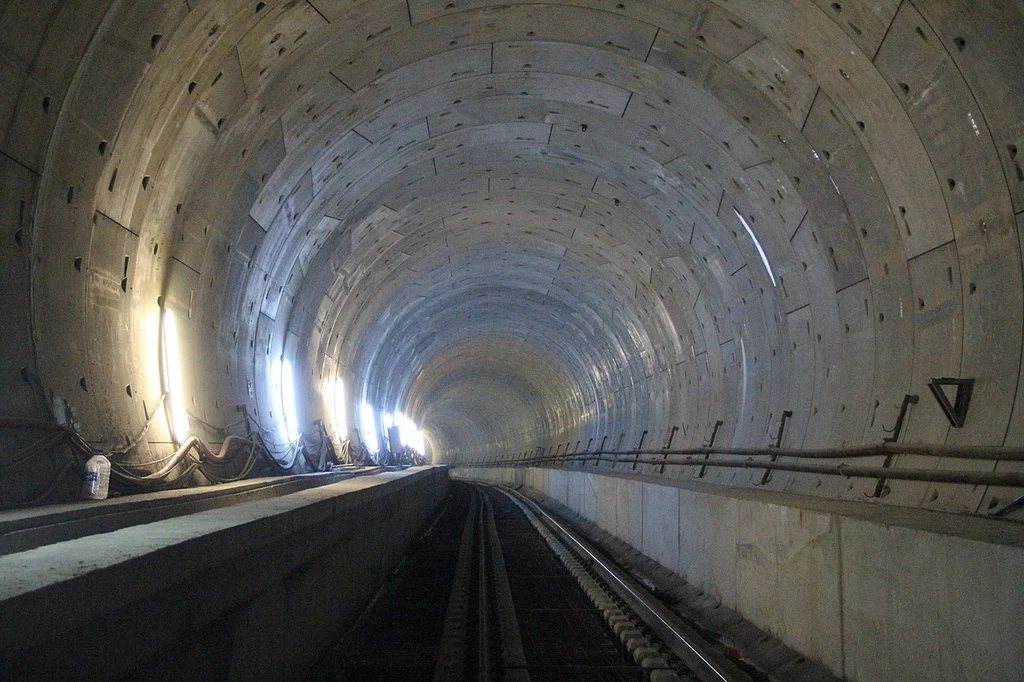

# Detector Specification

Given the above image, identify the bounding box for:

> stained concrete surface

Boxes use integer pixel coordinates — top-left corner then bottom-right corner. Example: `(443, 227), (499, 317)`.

(0, 467), (447, 680)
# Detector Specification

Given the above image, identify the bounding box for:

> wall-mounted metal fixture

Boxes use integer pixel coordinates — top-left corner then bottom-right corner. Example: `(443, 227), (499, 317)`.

(658, 425), (680, 474)
(760, 410), (793, 485)
(872, 394), (919, 498)
(697, 420), (724, 478)
(488, 435), (1024, 493)
(630, 430), (648, 470)
(928, 377), (974, 428)
(991, 495), (1024, 517)
(591, 435), (607, 467)
(884, 393), (919, 444)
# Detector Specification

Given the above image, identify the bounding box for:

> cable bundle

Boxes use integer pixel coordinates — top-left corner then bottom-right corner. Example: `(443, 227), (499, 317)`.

(0, 412), (345, 509)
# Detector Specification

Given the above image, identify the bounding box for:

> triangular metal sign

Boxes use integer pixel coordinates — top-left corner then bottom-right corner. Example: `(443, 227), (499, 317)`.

(928, 377), (974, 428)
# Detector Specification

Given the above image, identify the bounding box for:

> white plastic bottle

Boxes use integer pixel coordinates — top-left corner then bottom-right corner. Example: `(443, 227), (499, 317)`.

(82, 454), (111, 501)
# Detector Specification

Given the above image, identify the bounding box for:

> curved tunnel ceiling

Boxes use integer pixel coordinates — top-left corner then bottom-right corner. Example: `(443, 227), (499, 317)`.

(2, 0), (1024, 514)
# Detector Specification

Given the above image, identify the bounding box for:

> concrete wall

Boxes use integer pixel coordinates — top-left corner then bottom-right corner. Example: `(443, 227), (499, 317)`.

(0, 467), (448, 681)
(459, 466), (1024, 681)
(4, 0), (1024, 514)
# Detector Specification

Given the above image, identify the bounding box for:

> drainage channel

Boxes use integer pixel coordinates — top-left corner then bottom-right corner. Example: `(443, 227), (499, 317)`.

(310, 482), (742, 681)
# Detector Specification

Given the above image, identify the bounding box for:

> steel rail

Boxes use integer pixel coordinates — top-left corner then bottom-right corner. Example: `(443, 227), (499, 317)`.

(498, 485), (750, 682)
(480, 491), (530, 681)
(477, 488), (490, 681)
(433, 487), (479, 682)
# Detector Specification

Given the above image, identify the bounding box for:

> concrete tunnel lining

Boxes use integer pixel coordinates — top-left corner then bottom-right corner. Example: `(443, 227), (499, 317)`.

(0, 0), (1022, 510)
(2, 1), (1024, 680)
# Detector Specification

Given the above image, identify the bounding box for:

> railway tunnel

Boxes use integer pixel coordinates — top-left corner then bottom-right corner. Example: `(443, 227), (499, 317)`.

(1, 1), (1023, 680)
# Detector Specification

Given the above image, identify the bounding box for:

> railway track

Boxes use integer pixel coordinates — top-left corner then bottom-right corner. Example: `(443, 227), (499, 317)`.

(310, 481), (749, 681)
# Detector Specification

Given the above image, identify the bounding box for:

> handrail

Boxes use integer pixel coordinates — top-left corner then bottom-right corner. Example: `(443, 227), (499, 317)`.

(457, 452), (1024, 488)
(464, 440), (1024, 465)
(454, 438), (1024, 490)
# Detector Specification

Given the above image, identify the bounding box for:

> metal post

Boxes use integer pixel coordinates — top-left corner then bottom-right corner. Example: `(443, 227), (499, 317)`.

(593, 435), (607, 467)
(697, 420), (724, 478)
(760, 411), (793, 485)
(872, 394), (919, 498)
(658, 425), (680, 474)
(613, 433), (626, 469)
(239, 404), (252, 436)
(631, 430), (648, 470)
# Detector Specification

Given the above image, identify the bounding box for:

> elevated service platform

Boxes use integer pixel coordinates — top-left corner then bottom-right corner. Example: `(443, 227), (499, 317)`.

(0, 466), (448, 680)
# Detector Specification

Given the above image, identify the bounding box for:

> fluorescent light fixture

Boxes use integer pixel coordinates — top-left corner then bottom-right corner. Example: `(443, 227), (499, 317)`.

(360, 403), (379, 452)
(334, 377), (348, 440)
(395, 411), (410, 447)
(395, 411), (418, 449)
(322, 378), (334, 434)
(391, 411), (426, 454)
(410, 429), (426, 455)
(161, 308), (190, 444)
(734, 208), (776, 286)
(281, 358), (299, 442)
(270, 356), (285, 442)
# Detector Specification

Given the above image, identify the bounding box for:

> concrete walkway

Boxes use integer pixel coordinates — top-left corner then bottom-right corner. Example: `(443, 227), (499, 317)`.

(0, 466), (448, 681)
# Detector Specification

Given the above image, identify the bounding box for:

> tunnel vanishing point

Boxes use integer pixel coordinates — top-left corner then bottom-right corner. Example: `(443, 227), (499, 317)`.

(1, 1), (1024, 680)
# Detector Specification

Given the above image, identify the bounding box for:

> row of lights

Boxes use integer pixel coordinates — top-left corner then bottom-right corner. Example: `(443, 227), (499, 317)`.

(162, 308), (424, 456)
(359, 404), (425, 454)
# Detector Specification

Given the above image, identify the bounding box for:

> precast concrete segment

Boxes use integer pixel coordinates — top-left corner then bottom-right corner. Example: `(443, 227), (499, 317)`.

(2, 2), (1024, 513)
(0, 466), (448, 680)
